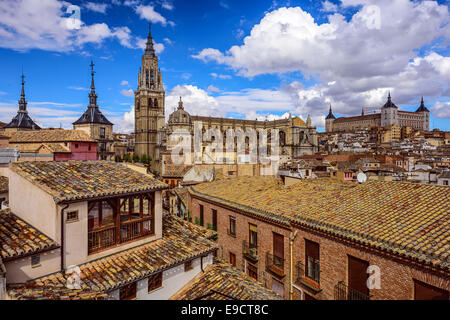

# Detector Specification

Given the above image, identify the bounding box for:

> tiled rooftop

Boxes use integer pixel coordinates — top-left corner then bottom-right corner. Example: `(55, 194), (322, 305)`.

(10, 161), (168, 203)
(0, 176), (7, 193)
(171, 260), (282, 300)
(6, 129), (96, 143)
(7, 213), (217, 299)
(190, 177), (450, 270)
(0, 209), (59, 260)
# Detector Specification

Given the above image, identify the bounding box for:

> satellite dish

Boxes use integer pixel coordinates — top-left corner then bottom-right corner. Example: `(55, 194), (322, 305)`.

(357, 172), (367, 184)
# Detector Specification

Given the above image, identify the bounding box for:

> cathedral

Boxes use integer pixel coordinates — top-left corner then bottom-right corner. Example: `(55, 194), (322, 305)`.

(325, 93), (430, 133)
(134, 25), (319, 174)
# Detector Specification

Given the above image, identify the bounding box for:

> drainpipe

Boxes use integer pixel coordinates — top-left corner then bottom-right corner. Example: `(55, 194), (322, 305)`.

(60, 203), (70, 271)
(200, 255), (204, 273)
(289, 229), (298, 300)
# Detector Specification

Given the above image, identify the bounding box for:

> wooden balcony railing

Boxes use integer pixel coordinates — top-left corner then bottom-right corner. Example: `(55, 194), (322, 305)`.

(334, 281), (370, 300)
(88, 217), (154, 254)
(121, 217), (153, 242)
(88, 225), (116, 253)
(242, 240), (258, 263)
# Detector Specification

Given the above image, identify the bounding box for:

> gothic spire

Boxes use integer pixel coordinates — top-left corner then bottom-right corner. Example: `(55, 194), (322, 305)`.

(145, 23), (155, 56)
(88, 60), (98, 108)
(18, 72), (27, 112)
(415, 96), (430, 112)
(361, 107), (364, 116)
(326, 104), (336, 119)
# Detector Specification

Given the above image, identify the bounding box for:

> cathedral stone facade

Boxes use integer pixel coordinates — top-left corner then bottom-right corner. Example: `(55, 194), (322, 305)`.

(325, 93), (430, 133)
(135, 25), (318, 174)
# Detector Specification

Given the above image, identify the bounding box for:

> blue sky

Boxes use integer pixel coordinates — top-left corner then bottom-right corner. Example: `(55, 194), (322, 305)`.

(0, 0), (449, 132)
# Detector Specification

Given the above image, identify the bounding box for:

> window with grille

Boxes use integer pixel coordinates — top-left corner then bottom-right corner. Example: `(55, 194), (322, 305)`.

(31, 255), (40, 267)
(148, 272), (162, 292)
(66, 210), (79, 222)
(184, 260), (193, 272)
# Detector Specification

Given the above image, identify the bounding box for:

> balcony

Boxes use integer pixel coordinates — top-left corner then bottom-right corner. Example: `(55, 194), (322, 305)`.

(242, 240), (258, 263)
(334, 281), (370, 300)
(295, 260), (321, 293)
(87, 194), (155, 254)
(266, 252), (285, 278)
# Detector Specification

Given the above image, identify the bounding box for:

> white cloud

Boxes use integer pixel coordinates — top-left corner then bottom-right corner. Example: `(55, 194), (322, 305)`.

(121, 89), (134, 97)
(181, 73), (192, 80)
(136, 37), (165, 54)
(220, 1), (229, 9)
(210, 72), (232, 79)
(112, 105), (135, 133)
(83, 2), (109, 14)
(135, 5), (175, 26)
(68, 86), (89, 91)
(431, 101), (450, 119)
(0, 0), (143, 52)
(162, 1), (174, 10)
(207, 85), (221, 93)
(166, 85), (222, 117)
(121, 80), (129, 86)
(193, 2), (450, 120)
(321, 1), (338, 13)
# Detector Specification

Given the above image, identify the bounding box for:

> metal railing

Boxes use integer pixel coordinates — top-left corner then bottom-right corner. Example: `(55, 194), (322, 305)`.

(242, 240), (258, 262)
(266, 252), (285, 276)
(121, 217), (153, 242)
(334, 281), (370, 300)
(296, 260), (320, 284)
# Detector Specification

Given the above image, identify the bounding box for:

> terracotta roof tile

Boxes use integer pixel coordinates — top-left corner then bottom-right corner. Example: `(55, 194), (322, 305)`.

(0, 176), (7, 193)
(190, 177), (450, 271)
(172, 259), (282, 300)
(10, 161), (168, 203)
(0, 209), (59, 260)
(7, 129), (96, 143)
(7, 213), (217, 299)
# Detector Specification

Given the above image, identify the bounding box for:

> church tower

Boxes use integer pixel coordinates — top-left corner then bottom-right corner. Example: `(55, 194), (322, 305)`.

(134, 24), (165, 172)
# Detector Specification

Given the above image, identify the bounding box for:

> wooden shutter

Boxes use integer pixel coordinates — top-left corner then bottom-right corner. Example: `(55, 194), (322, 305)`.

(348, 255), (369, 295)
(305, 239), (319, 261)
(414, 280), (449, 300)
(273, 233), (284, 259)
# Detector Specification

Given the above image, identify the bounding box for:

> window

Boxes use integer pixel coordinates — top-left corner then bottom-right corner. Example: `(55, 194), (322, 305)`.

(148, 272), (162, 292)
(248, 263), (258, 280)
(212, 209), (217, 230)
(75, 143), (79, 149)
(88, 144), (91, 151)
(100, 127), (105, 138)
(199, 204), (204, 226)
(184, 260), (193, 272)
(305, 239), (320, 283)
(229, 252), (236, 267)
(348, 255), (369, 298)
(120, 282), (137, 300)
(444, 180), (449, 186)
(249, 224), (257, 248)
(414, 280), (449, 300)
(31, 255), (40, 267)
(273, 232), (284, 265)
(66, 210), (79, 222)
(228, 216), (236, 236)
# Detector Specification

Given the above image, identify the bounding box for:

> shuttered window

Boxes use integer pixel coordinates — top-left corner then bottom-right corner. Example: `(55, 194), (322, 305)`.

(249, 224), (257, 248)
(414, 280), (449, 300)
(305, 239), (319, 282)
(348, 255), (369, 296)
(273, 232), (284, 259)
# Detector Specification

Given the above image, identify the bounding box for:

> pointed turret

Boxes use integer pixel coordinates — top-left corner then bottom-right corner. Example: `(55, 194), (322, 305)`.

(361, 107), (364, 116)
(4, 72), (40, 130)
(178, 96), (184, 110)
(306, 114), (312, 127)
(325, 104), (336, 119)
(73, 61), (113, 125)
(415, 97), (429, 112)
(382, 92), (398, 108)
(144, 23), (155, 56)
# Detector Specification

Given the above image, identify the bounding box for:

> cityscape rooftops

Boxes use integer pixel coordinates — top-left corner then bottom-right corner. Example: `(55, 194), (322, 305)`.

(10, 161), (168, 203)
(189, 176), (450, 271)
(7, 213), (217, 299)
(6, 129), (96, 143)
(171, 260), (282, 300)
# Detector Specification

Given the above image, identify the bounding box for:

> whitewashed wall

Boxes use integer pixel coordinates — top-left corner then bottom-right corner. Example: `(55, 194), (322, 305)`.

(108, 253), (214, 300)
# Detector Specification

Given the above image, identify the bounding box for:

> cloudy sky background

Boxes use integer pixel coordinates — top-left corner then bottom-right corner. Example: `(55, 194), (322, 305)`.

(0, 0), (449, 132)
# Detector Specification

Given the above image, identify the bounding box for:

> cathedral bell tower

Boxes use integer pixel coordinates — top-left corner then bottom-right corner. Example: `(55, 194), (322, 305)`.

(134, 23), (165, 172)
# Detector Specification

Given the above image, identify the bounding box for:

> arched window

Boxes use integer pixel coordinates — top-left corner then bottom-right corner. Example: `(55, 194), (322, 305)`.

(279, 131), (286, 146)
(148, 98), (152, 108)
(154, 99), (158, 108)
(136, 101), (140, 112)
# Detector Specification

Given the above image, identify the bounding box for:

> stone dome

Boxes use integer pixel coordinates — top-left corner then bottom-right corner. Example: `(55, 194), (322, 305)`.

(168, 97), (191, 125)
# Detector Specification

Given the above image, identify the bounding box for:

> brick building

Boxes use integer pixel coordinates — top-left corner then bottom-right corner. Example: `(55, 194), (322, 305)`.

(187, 177), (449, 300)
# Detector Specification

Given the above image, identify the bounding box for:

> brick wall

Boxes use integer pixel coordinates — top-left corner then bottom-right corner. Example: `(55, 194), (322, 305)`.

(189, 194), (450, 300)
